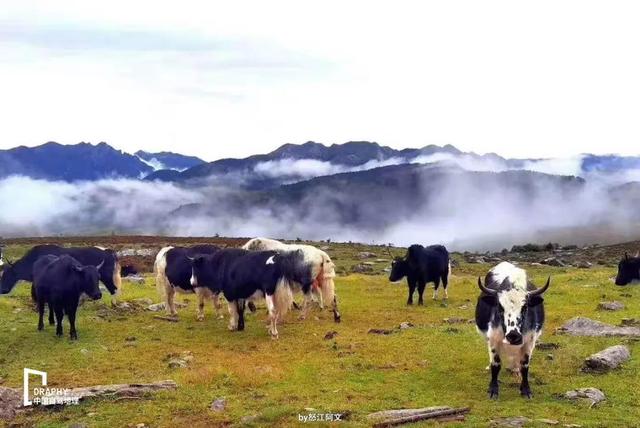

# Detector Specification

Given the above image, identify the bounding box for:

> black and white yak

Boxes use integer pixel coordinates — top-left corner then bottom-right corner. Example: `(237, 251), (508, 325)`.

(615, 252), (640, 286)
(475, 262), (550, 399)
(241, 237), (340, 322)
(190, 248), (297, 338)
(0, 245), (121, 303)
(33, 254), (103, 340)
(388, 244), (450, 304)
(154, 245), (222, 320)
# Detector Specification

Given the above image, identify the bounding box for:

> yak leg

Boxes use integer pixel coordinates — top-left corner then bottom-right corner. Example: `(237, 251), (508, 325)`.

(433, 277), (441, 300)
(519, 336), (537, 398)
(332, 295), (341, 323)
(54, 304), (64, 337)
(265, 294), (279, 339)
(407, 279), (416, 305)
(312, 279), (324, 309)
(417, 281), (426, 305)
(441, 272), (449, 299)
(194, 287), (208, 321)
(166, 285), (178, 317)
(487, 334), (502, 399)
(48, 303), (55, 325)
(37, 299), (46, 331)
(212, 292), (224, 319)
(298, 289), (314, 321)
(237, 300), (246, 331)
(227, 300), (239, 331)
(65, 300), (79, 340)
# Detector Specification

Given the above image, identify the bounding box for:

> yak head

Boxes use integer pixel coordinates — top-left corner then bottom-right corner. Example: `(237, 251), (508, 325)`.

(615, 252), (640, 286)
(389, 257), (409, 282)
(0, 258), (18, 294)
(189, 254), (218, 291)
(478, 276), (550, 345)
(73, 260), (103, 300)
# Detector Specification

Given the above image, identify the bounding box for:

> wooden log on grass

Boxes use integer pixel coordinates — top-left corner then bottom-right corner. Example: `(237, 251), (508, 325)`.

(1, 381), (177, 421)
(368, 406), (471, 427)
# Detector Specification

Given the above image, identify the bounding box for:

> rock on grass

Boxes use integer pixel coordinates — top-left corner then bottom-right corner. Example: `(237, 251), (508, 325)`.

(210, 398), (226, 412)
(564, 388), (606, 406)
(166, 351), (193, 368)
(598, 301), (624, 311)
(352, 264), (374, 273)
(537, 342), (561, 350)
(490, 416), (530, 427)
(368, 328), (394, 335)
(324, 331), (338, 340)
(0, 387), (22, 420)
(557, 317), (640, 337)
(357, 252), (376, 259)
(583, 345), (630, 372)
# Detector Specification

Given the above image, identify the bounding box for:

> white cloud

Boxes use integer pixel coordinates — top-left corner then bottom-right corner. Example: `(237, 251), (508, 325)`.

(253, 159), (344, 179)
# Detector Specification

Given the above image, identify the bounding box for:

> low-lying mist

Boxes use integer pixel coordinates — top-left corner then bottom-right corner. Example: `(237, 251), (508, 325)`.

(1, 159), (639, 251)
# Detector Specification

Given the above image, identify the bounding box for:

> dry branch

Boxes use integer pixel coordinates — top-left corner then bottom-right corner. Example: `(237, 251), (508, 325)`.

(154, 315), (179, 322)
(369, 406), (470, 427)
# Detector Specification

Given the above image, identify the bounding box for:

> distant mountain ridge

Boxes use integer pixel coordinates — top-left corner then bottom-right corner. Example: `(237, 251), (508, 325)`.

(1, 140), (639, 186)
(0, 142), (151, 181)
(144, 140), (520, 189)
(0, 142), (204, 181)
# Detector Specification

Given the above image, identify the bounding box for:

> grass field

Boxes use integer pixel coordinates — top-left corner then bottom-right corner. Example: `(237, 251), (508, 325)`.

(1, 240), (639, 427)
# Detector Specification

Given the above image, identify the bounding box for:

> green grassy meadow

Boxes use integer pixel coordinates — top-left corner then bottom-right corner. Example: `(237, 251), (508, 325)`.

(0, 241), (639, 427)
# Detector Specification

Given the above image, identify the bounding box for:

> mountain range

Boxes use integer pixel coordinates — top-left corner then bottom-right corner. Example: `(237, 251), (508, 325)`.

(2, 140), (639, 188)
(0, 142), (205, 181)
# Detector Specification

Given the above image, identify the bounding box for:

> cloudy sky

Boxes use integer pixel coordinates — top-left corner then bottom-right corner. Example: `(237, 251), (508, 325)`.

(1, 1), (639, 161)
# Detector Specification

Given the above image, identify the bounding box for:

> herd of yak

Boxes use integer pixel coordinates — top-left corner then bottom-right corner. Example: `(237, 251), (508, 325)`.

(0, 239), (638, 399)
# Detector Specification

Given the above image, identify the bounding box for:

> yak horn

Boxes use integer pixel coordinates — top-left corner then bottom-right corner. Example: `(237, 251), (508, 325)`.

(478, 277), (498, 295)
(528, 276), (551, 297)
(96, 260), (105, 271)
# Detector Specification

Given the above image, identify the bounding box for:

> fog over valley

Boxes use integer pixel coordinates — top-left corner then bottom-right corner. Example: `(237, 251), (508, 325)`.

(1, 142), (639, 251)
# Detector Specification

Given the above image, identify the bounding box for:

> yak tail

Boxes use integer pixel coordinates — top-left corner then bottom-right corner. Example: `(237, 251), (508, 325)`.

(273, 277), (294, 318)
(113, 256), (122, 294)
(154, 247), (173, 300)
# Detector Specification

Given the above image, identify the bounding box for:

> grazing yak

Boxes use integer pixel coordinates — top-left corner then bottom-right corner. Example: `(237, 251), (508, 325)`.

(388, 244), (450, 305)
(615, 252), (640, 285)
(120, 264), (138, 277)
(0, 245), (121, 301)
(190, 248), (296, 338)
(154, 245), (222, 320)
(242, 238), (340, 323)
(33, 255), (103, 340)
(476, 262), (550, 399)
